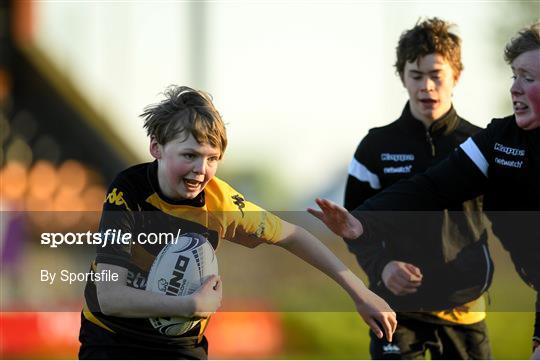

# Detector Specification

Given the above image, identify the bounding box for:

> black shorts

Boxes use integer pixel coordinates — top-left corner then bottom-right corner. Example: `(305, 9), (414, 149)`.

(370, 315), (491, 359)
(79, 314), (208, 360)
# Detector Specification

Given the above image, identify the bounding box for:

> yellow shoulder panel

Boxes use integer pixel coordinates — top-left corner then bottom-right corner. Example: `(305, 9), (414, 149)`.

(205, 177), (284, 246)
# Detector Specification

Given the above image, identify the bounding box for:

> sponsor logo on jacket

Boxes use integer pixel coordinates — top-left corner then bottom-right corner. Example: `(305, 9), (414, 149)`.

(494, 143), (525, 157)
(381, 153), (415, 162)
(494, 157), (524, 169)
(383, 165), (413, 174)
(493, 143), (526, 169)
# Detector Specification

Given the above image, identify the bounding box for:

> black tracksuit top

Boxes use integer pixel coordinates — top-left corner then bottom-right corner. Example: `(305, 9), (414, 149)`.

(345, 103), (492, 315)
(354, 114), (540, 342)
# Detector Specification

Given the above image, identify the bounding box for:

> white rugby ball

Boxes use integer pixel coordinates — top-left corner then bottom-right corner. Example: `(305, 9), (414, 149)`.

(146, 232), (218, 336)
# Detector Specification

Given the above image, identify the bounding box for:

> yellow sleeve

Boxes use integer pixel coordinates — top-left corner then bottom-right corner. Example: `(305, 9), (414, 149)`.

(205, 178), (283, 248)
(228, 199), (283, 247)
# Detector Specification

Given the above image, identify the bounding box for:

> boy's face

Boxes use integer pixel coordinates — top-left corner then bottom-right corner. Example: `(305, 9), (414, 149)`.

(402, 53), (458, 125)
(151, 133), (221, 200)
(510, 48), (540, 130)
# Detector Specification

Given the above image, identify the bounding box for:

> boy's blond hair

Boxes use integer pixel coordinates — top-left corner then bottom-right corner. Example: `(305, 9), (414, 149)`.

(141, 86), (227, 157)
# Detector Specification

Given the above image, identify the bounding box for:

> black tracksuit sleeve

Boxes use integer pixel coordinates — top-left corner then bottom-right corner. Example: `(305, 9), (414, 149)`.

(344, 137), (392, 283)
(355, 130), (492, 213)
(350, 130), (493, 288)
(344, 137), (380, 211)
(344, 175), (379, 211)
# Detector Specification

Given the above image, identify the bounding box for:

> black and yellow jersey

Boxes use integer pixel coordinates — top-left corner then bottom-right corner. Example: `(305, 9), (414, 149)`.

(82, 160), (283, 344)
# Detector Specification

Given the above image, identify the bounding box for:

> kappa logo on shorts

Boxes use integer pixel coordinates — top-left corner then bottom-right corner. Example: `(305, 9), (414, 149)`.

(382, 343), (401, 354)
(105, 188), (131, 210)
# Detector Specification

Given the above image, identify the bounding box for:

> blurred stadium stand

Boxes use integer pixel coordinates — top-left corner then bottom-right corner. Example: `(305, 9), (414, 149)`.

(0, 0), (136, 358)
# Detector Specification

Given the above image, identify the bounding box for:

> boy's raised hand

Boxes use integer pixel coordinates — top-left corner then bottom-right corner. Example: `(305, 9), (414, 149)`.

(307, 198), (364, 240)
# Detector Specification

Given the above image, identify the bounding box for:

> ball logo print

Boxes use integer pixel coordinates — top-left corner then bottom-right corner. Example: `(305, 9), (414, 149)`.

(146, 233), (218, 336)
(157, 278), (167, 292)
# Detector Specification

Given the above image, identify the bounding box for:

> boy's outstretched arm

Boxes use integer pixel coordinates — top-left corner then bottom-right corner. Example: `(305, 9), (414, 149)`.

(307, 198), (364, 239)
(275, 221), (396, 342)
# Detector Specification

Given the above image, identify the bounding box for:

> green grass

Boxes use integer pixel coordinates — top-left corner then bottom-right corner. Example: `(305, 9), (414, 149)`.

(278, 312), (534, 359)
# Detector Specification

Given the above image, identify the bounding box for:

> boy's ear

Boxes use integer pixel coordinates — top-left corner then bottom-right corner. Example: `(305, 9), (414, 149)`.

(149, 136), (162, 159)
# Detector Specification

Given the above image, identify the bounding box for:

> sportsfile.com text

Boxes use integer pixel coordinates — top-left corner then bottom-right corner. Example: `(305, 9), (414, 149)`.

(40, 229), (183, 248)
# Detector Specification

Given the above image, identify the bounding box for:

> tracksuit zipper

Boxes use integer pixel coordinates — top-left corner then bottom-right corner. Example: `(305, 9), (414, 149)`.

(426, 131), (436, 157)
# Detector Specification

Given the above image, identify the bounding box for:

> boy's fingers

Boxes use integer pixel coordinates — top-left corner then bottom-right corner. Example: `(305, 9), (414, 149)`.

(396, 267), (422, 284)
(396, 274), (422, 287)
(307, 208), (324, 220)
(367, 319), (384, 339)
(382, 317), (394, 343)
(202, 275), (219, 288)
(405, 263), (423, 278)
(213, 278), (222, 291)
(316, 198), (334, 210)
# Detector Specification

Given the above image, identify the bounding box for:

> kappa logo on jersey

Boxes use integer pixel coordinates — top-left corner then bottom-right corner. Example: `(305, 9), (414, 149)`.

(383, 165), (413, 174)
(381, 153), (415, 162)
(232, 194), (246, 217)
(105, 188), (131, 210)
(382, 343), (401, 355)
(494, 143), (526, 157)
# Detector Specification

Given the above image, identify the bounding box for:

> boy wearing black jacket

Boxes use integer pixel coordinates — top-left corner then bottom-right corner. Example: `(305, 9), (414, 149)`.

(343, 18), (492, 359)
(310, 22), (540, 360)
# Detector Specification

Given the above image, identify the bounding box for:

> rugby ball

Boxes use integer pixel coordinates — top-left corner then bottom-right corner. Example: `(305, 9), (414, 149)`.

(146, 232), (218, 336)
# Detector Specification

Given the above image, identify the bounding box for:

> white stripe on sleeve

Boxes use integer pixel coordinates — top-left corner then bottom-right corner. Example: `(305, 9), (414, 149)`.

(460, 138), (489, 177)
(348, 158), (381, 189)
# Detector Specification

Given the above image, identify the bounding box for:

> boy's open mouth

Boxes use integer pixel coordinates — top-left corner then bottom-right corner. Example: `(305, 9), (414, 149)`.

(513, 101), (529, 111)
(184, 179), (202, 189)
(419, 99), (437, 106)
